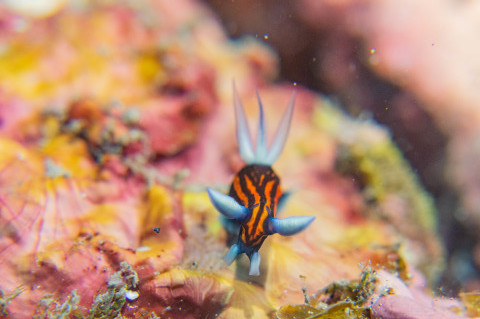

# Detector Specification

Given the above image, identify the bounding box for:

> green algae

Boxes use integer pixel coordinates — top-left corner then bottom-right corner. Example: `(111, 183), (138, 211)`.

(313, 101), (444, 282)
(30, 262), (143, 319)
(377, 243), (410, 281)
(314, 102), (437, 232)
(276, 301), (371, 319)
(275, 268), (375, 319)
(0, 287), (24, 316)
(88, 262), (138, 319)
(310, 267), (376, 308)
(276, 301), (370, 319)
(34, 290), (82, 319)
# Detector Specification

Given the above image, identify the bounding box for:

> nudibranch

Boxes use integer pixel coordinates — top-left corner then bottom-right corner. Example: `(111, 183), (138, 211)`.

(207, 86), (315, 276)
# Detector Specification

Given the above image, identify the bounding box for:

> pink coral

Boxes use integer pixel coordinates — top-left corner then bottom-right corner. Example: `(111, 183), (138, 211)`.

(371, 271), (462, 319)
(0, 0), (468, 318)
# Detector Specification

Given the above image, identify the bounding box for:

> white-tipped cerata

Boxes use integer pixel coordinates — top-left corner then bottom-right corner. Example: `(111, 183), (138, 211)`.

(234, 83), (255, 163)
(264, 91), (296, 165)
(233, 87), (296, 166)
(254, 88), (268, 161)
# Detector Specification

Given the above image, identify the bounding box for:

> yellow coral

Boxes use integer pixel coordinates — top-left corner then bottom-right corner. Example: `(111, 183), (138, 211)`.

(141, 185), (174, 232)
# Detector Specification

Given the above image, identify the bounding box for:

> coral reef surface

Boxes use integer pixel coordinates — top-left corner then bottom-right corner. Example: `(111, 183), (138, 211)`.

(0, 0), (470, 318)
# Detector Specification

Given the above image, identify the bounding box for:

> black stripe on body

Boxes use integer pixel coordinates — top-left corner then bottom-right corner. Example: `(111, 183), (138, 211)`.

(228, 164), (281, 249)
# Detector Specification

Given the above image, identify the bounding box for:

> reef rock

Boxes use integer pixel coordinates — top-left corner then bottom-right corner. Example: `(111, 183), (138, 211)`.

(0, 0), (465, 318)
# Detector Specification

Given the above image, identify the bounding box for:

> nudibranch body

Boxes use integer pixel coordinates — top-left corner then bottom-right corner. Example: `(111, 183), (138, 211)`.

(207, 87), (315, 276)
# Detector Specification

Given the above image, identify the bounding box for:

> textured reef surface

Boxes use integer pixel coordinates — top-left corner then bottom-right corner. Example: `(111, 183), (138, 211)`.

(0, 0), (476, 318)
(207, 0), (480, 293)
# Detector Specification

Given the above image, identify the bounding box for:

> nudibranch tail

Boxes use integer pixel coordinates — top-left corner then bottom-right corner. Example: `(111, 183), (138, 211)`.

(234, 84), (296, 166)
(207, 188), (248, 221)
(223, 241), (261, 276)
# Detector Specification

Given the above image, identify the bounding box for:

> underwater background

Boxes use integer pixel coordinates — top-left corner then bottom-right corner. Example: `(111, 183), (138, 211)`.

(0, 0), (479, 318)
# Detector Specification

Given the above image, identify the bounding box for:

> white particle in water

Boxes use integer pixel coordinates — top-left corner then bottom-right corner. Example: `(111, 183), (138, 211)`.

(125, 290), (139, 301)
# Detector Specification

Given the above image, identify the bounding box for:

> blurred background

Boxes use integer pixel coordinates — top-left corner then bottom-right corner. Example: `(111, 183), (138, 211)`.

(204, 0), (480, 295)
(2, 0), (480, 301)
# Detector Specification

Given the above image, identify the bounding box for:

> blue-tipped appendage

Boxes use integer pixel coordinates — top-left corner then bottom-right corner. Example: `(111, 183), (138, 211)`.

(249, 252), (261, 276)
(207, 188), (248, 221)
(224, 243), (240, 265)
(221, 213), (315, 276)
(267, 216), (315, 236)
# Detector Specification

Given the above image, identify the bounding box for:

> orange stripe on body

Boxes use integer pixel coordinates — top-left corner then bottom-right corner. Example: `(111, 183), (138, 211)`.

(250, 235), (266, 247)
(259, 174), (265, 185)
(248, 179), (277, 239)
(245, 176), (261, 234)
(244, 176), (260, 202)
(231, 165), (285, 248)
(233, 176), (249, 206)
(241, 225), (247, 242)
(251, 180), (275, 237)
(264, 180), (274, 212)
